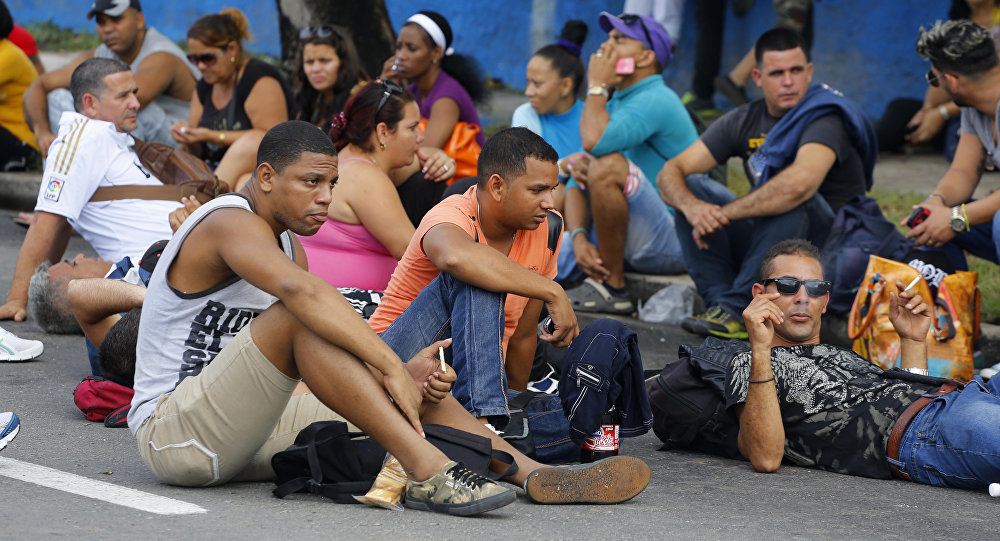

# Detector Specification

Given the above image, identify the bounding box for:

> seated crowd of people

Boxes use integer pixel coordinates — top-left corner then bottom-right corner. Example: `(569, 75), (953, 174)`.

(3, 0), (1000, 518)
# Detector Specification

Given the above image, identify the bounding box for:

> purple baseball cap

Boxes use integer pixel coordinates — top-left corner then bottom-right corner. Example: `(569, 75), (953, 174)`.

(598, 11), (672, 66)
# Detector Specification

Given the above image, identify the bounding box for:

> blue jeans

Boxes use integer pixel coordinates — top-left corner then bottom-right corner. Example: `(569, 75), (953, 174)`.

(378, 272), (511, 418)
(947, 210), (1000, 265)
(674, 175), (834, 318)
(557, 177), (687, 282)
(893, 376), (1000, 489)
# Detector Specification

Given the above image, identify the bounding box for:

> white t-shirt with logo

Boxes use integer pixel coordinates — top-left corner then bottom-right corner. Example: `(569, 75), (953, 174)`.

(34, 112), (180, 261)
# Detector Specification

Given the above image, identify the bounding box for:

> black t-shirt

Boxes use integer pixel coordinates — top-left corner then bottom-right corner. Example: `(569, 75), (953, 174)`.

(196, 58), (294, 163)
(700, 99), (867, 212)
(724, 344), (936, 479)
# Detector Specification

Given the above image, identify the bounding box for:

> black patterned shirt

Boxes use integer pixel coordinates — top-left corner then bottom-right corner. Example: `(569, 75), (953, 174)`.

(724, 344), (936, 479)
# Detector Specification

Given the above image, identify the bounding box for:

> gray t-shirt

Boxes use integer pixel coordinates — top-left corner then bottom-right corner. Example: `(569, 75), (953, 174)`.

(128, 194), (296, 434)
(724, 344), (935, 479)
(95, 27), (199, 125)
(959, 103), (1000, 169)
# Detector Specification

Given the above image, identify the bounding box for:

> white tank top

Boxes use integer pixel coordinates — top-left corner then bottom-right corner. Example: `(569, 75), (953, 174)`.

(128, 194), (296, 433)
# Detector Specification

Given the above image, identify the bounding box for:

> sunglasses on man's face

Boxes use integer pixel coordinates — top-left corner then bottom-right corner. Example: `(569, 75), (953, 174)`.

(926, 68), (940, 87)
(299, 26), (337, 40)
(186, 50), (224, 67)
(761, 277), (832, 297)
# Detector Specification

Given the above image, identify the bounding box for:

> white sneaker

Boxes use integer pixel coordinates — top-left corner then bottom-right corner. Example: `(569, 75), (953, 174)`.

(0, 412), (19, 451)
(0, 326), (43, 361)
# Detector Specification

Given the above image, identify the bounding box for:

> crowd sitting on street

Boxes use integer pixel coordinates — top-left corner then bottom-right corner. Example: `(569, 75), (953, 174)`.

(5, 0), (1000, 520)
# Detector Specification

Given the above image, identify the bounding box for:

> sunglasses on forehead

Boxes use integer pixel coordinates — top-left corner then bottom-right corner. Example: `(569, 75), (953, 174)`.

(926, 68), (940, 88)
(760, 277), (832, 297)
(375, 79), (404, 116)
(618, 13), (653, 50)
(299, 26), (338, 40)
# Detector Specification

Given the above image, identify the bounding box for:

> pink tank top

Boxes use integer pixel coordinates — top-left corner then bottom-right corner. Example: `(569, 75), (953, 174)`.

(298, 157), (400, 291)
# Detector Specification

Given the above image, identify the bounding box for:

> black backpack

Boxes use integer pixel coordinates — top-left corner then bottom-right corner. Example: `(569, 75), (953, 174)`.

(271, 421), (517, 503)
(820, 195), (913, 315)
(648, 337), (748, 459)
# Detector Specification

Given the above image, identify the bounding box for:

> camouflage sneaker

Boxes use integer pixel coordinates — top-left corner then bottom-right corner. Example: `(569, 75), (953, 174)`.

(681, 306), (748, 339)
(524, 456), (651, 504)
(404, 461), (516, 516)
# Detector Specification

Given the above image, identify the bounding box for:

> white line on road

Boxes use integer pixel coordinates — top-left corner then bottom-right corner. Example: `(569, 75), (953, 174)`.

(0, 457), (206, 515)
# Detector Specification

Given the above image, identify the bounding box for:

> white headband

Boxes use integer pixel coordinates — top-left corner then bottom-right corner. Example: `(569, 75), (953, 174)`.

(407, 13), (454, 56)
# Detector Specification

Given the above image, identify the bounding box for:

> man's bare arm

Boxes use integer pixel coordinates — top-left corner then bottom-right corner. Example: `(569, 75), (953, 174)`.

(422, 223), (579, 347)
(203, 210), (404, 376)
(927, 132), (985, 205)
(68, 279), (146, 348)
(722, 143), (836, 222)
(658, 141), (729, 249)
(737, 292), (787, 472)
(0, 212), (72, 321)
(23, 50), (94, 156)
(132, 52), (194, 107)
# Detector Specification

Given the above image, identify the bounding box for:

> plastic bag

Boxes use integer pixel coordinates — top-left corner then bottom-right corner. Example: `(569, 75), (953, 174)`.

(638, 283), (695, 325)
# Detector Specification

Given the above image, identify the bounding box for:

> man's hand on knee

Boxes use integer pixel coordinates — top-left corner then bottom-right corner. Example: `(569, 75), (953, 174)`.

(683, 200), (729, 250)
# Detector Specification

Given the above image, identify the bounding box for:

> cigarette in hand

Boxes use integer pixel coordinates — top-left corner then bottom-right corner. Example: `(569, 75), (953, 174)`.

(438, 346), (447, 373)
(904, 275), (921, 292)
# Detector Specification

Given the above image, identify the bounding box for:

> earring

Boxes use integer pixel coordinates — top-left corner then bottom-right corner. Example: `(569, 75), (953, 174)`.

(379, 141), (386, 150)
(432, 58), (438, 65)
(231, 57), (236, 63)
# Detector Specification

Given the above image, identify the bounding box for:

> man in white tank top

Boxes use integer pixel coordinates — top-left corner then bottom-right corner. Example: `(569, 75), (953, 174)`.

(128, 120), (651, 515)
(22, 0), (198, 152)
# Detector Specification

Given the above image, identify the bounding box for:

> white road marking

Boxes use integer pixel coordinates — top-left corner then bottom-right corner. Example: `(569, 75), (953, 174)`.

(0, 457), (206, 515)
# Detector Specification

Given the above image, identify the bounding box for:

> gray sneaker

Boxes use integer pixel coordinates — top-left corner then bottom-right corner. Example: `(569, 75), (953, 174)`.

(404, 461), (516, 516)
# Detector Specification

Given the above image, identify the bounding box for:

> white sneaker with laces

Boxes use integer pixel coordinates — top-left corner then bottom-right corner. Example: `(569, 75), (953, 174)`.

(0, 326), (43, 361)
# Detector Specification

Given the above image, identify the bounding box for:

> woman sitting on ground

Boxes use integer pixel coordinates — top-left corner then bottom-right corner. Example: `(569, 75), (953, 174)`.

(170, 8), (293, 189)
(511, 20), (588, 212)
(381, 10), (487, 226)
(298, 80), (454, 291)
(293, 25), (368, 130)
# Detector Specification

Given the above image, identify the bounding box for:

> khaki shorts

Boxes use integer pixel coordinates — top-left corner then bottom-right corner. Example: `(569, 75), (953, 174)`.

(136, 324), (354, 486)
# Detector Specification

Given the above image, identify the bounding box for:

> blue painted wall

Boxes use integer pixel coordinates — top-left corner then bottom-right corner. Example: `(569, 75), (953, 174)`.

(6, 0), (954, 119)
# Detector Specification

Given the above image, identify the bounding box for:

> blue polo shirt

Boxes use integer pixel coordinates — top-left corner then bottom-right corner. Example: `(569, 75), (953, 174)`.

(568, 74), (697, 190)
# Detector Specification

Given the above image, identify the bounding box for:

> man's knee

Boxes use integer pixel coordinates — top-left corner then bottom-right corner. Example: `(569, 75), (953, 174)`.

(587, 153), (629, 190)
(685, 174), (735, 205)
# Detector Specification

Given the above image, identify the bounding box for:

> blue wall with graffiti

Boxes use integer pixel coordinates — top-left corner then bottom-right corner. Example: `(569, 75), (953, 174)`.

(6, 0), (953, 119)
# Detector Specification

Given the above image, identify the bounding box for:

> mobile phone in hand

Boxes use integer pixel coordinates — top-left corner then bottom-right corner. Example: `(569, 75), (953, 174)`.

(540, 315), (555, 334)
(615, 57), (635, 75)
(906, 207), (930, 228)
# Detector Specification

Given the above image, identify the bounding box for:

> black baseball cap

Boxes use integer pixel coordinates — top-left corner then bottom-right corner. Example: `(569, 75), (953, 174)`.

(87, 0), (142, 19)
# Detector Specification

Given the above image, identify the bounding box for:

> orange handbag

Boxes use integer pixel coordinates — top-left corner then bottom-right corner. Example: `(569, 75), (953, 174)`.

(418, 118), (481, 184)
(848, 255), (978, 382)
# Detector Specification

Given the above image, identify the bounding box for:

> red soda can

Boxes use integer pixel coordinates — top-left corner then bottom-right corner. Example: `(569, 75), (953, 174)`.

(580, 407), (619, 463)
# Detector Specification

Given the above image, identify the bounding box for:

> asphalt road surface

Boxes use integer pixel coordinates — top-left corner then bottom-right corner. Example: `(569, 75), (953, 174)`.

(0, 208), (997, 540)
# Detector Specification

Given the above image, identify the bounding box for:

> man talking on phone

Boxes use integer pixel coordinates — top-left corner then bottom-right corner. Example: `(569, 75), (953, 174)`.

(559, 12), (699, 314)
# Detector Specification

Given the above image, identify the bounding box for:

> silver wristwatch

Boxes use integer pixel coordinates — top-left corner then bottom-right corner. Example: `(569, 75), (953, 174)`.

(904, 367), (929, 376)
